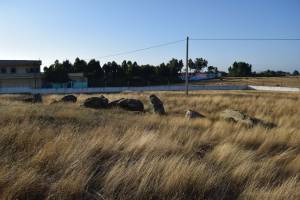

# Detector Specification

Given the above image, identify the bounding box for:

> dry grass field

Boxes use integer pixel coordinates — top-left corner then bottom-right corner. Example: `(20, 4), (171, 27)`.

(0, 91), (299, 200)
(192, 76), (300, 87)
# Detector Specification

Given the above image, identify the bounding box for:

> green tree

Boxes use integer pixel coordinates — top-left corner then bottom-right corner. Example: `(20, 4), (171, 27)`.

(141, 64), (156, 85)
(43, 58), (187, 87)
(188, 59), (195, 70)
(86, 59), (103, 87)
(86, 59), (101, 74)
(166, 58), (184, 82)
(207, 66), (218, 73)
(74, 58), (87, 73)
(62, 60), (74, 73)
(44, 60), (69, 83)
(190, 58), (208, 72)
(228, 62), (252, 77)
(293, 70), (299, 76)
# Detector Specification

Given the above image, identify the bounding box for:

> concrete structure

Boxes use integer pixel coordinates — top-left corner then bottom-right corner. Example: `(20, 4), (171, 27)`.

(0, 60), (42, 88)
(68, 73), (88, 88)
(179, 72), (222, 81)
(49, 73), (88, 89)
(248, 85), (300, 92)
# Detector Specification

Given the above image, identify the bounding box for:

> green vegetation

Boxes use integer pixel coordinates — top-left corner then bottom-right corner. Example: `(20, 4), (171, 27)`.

(228, 62), (252, 77)
(188, 58), (208, 72)
(44, 57), (299, 87)
(43, 57), (215, 87)
(44, 58), (185, 87)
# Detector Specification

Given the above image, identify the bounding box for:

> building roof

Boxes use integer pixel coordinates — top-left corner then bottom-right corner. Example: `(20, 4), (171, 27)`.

(0, 60), (42, 67)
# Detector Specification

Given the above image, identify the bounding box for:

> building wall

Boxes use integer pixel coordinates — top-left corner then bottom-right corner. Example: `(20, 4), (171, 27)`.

(0, 66), (40, 74)
(0, 60), (42, 88)
(0, 78), (42, 88)
(47, 73), (88, 89)
(50, 81), (88, 89)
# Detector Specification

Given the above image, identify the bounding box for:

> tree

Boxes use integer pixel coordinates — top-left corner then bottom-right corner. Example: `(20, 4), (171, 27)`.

(43, 58), (188, 87)
(256, 70), (290, 77)
(293, 70), (299, 76)
(166, 58), (184, 82)
(102, 62), (112, 84)
(228, 62), (252, 77)
(190, 58), (208, 72)
(44, 60), (69, 83)
(86, 59), (103, 87)
(74, 58), (87, 73)
(207, 66), (218, 73)
(87, 59), (101, 74)
(141, 64), (156, 85)
(121, 60), (129, 74)
(62, 60), (74, 73)
(188, 59), (195, 71)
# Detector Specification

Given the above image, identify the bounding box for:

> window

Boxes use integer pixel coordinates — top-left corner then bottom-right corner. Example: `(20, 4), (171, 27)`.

(26, 68), (38, 73)
(1, 68), (7, 74)
(10, 68), (16, 74)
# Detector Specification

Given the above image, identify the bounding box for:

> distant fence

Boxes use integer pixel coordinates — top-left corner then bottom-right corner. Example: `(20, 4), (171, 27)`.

(0, 85), (299, 94)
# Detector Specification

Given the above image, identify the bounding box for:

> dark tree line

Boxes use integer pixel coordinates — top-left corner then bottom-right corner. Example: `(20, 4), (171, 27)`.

(254, 70), (298, 77)
(44, 58), (185, 87)
(44, 58), (297, 86)
(227, 61), (299, 77)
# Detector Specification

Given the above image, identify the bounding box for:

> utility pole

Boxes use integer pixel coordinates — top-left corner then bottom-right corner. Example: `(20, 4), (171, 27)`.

(185, 36), (189, 96)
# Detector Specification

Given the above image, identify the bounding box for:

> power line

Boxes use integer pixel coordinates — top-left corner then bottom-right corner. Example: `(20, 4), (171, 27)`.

(190, 38), (300, 41)
(97, 37), (300, 63)
(99, 39), (185, 59)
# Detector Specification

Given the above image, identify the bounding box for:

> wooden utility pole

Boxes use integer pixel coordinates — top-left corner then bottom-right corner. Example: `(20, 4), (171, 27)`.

(185, 36), (189, 96)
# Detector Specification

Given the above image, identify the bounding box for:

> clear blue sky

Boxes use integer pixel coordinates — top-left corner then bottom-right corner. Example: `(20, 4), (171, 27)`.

(0, 0), (299, 72)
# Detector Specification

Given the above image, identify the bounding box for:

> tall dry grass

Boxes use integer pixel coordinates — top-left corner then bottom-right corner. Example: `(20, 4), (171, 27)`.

(0, 91), (299, 200)
(193, 76), (300, 87)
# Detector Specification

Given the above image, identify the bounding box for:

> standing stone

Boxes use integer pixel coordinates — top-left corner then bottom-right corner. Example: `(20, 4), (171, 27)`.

(23, 93), (42, 103)
(220, 109), (255, 127)
(33, 93), (42, 103)
(185, 110), (205, 119)
(61, 95), (77, 103)
(220, 109), (276, 128)
(117, 99), (144, 112)
(108, 98), (125, 108)
(149, 94), (165, 115)
(83, 95), (109, 109)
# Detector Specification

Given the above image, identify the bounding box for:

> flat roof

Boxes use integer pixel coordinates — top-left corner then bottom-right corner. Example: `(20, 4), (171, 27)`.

(0, 60), (42, 67)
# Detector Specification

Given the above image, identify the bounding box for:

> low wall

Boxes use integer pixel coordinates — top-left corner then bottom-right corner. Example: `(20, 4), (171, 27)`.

(0, 85), (249, 94)
(248, 85), (300, 92)
(0, 85), (299, 94)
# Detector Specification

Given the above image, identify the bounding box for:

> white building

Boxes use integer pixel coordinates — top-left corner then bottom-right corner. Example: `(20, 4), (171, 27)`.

(0, 60), (42, 88)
